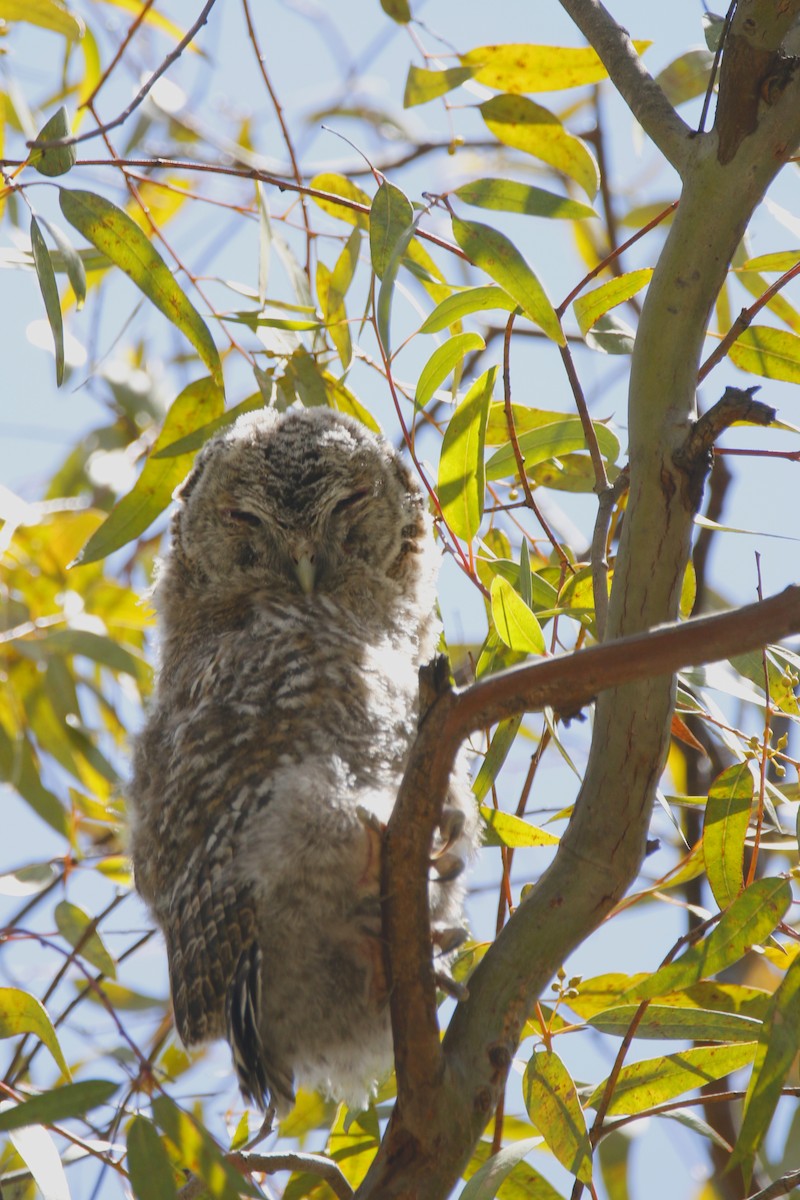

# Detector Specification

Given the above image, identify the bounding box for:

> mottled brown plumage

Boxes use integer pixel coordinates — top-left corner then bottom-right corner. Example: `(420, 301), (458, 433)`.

(129, 407), (476, 1113)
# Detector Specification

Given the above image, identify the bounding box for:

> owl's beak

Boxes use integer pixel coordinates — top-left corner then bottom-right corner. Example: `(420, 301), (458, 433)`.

(292, 549), (316, 595)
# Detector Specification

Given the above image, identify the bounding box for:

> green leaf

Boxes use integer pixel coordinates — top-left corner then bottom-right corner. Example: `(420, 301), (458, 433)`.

(731, 954), (800, 1184)
(370, 181), (414, 279)
(38, 217), (87, 308)
(703, 763), (754, 910)
(588, 1043), (758, 1116)
(625, 877), (792, 1002)
(584, 311), (636, 355)
(0, 0), (83, 39)
(419, 286), (518, 334)
(480, 94), (599, 200)
(128, 1116), (180, 1200)
(153, 1095), (259, 1199)
(491, 576), (546, 654)
(486, 416), (620, 482)
(415, 333), (485, 407)
(472, 716), (523, 802)
(59, 189), (222, 385)
(54, 899), (117, 978)
(523, 1049), (592, 1183)
(740, 251), (800, 273)
(461, 41), (650, 93)
(0, 727), (69, 837)
(480, 806), (559, 848)
(0, 987), (71, 1079)
(573, 269), (653, 336)
(153, 393), (264, 458)
(455, 178), (596, 220)
(30, 216), (65, 386)
(588, 1004), (762, 1043)
(73, 376), (223, 564)
(372, 182), (417, 353)
(726, 325), (800, 383)
(310, 172), (370, 228)
(404, 64), (474, 107)
(452, 216), (563, 343)
(655, 49), (714, 107)
(0, 1079), (117, 1132)
(317, 261), (352, 370)
(437, 366), (495, 540)
(459, 1137), (550, 1200)
(29, 106), (76, 177)
(380, 0), (410, 21)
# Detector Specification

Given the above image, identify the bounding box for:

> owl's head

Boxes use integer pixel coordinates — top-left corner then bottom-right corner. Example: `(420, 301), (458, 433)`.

(161, 407), (437, 616)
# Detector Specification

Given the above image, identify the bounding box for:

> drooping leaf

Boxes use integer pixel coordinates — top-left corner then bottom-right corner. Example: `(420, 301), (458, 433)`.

(59, 189), (222, 384)
(480, 806), (559, 848)
(404, 64), (474, 107)
(0, 0), (83, 40)
(0, 987), (71, 1078)
(573, 269), (653, 337)
(472, 717), (523, 802)
(415, 333), (485, 407)
(30, 216), (65, 385)
(587, 1043), (758, 1116)
(726, 325), (800, 383)
(317, 262), (352, 370)
(452, 216), (563, 343)
(127, 1116), (180, 1200)
(0, 1079), (117, 1133)
(480, 94), (599, 199)
(731, 954), (800, 1184)
(523, 1049), (593, 1183)
(703, 763), (754, 910)
(624, 877), (792, 1001)
(9, 1125), (70, 1200)
(29, 106), (76, 177)
(420, 286), (518, 334)
(455, 178), (596, 220)
(373, 183), (417, 353)
(491, 576), (546, 654)
(309, 172), (370, 228)
(437, 366), (495, 540)
(73, 376), (223, 565)
(54, 899), (117, 978)
(370, 181), (414, 279)
(461, 41), (651, 93)
(38, 217), (86, 307)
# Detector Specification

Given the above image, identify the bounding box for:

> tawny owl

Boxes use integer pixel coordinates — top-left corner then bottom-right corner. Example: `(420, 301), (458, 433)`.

(129, 406), (476, 1115)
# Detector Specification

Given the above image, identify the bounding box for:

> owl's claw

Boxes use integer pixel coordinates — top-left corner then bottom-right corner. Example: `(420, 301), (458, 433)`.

(355, 805), (386, 891)
(430, 805), (468, 880)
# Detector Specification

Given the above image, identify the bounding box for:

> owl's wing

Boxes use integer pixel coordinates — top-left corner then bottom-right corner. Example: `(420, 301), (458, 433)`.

(165, 855), (257, 1046)
(165, 847), (295, 1113)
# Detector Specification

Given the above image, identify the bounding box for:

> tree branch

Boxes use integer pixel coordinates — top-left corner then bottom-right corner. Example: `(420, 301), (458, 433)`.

(360, 586), (800, 1199)
(556, 0), (692, 172)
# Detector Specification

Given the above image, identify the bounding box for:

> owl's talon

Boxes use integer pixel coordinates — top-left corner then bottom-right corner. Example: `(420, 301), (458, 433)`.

(355, 805), (386, 891)
(431, 922), (468, 955)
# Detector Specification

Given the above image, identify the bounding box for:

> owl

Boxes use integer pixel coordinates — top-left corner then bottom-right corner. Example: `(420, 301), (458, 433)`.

(129, 406), (477, 1115)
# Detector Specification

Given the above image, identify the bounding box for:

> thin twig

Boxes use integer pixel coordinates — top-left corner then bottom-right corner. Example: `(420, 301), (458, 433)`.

(28, 0), (221, 151)
(698, 255), (800, 382)
(502, 313), (572, 571)
(697, 1), (737, 135)
(241, 0), (313, 276)
(80, 0), (159, 111)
